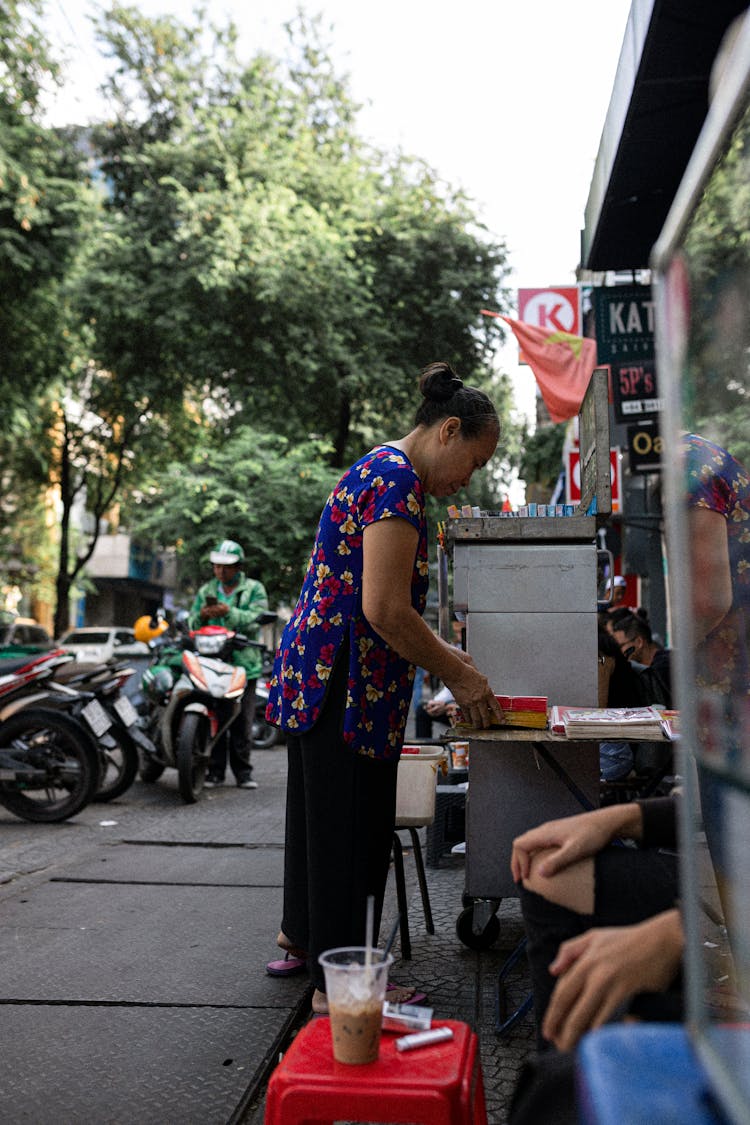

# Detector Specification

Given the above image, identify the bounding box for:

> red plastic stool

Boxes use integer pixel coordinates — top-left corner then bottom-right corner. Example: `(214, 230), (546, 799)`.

(265, 1017), (487, 1125)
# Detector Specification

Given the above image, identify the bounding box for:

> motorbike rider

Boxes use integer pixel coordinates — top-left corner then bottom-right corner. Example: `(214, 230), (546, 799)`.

(188, 539), (269, 789)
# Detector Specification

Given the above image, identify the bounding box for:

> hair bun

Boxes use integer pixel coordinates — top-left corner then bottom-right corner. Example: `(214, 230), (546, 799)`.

(420, 362), (464, 402)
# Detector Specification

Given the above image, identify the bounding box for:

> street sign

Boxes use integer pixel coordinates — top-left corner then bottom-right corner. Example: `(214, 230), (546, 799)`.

(627, 420), (663, 472)
(567, 447), (621, 514)
(517, 287), (581, 367)
(612, 356), (662, 422)
(518, 287), (580, 334)
(593, 284), (655, 363)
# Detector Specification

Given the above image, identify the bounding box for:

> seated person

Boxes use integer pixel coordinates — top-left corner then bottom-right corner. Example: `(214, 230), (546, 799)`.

(600, 604), (637, 636)
(597, 626), (648, 782)
(415, 616), (464, 738)
(610, 611), (673, 708)
(598, 574), (631, 616)
(599, 618), (674, 783)
(415, 683), (457, 738)
(510, 798), (682, 1053)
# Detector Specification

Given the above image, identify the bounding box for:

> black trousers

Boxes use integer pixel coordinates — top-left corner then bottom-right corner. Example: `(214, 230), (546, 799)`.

(210, 680), (256, 781)
(280, 660), (398, 992)
(519, 843), (679, 1050)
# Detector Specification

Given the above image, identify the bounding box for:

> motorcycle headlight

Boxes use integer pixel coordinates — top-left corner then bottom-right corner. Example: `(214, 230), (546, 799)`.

(194, 633), (226, 656)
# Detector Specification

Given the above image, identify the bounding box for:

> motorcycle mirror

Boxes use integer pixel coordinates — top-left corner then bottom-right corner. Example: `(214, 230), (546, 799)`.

(173, 609), (191, 633)
(256, 611), (278, 627)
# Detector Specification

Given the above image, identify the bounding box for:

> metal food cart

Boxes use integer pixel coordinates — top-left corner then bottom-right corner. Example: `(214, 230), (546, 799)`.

(439, 369), (613, 948)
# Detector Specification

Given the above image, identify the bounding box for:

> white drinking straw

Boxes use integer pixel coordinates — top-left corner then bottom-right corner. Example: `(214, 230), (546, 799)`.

(365, 894), (374, 979)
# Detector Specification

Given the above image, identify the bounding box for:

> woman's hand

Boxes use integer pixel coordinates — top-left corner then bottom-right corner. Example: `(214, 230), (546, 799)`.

(510, 804), (643, 883)
(541, 909), (684, 1052)
(446, 662), (504, 729)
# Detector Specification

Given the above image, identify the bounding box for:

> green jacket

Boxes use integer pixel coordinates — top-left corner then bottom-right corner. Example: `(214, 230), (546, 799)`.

(188, 573), (269, 679)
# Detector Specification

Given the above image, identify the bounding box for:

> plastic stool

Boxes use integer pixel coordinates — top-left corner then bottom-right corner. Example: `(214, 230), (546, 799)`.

(426, 787), (466, 867)
(265, 1017), (488, 1125)
(576, 1024), (726, 1124)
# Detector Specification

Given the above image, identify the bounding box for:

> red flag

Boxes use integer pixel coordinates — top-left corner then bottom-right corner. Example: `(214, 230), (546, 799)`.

(483, 311), (597, 422)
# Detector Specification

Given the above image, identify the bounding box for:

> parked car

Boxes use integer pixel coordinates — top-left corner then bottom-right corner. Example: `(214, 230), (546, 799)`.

(0, 614), (53, 650)
(57, 626), (149, 664)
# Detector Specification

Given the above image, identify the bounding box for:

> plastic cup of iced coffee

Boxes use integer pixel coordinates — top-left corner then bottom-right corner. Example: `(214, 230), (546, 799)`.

(318, 946), (393, 1064)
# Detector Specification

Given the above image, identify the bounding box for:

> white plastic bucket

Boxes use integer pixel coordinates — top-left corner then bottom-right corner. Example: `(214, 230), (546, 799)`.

(395, 745), (447, 827)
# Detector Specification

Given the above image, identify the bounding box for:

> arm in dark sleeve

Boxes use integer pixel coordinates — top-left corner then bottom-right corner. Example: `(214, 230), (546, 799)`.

(636, 795), (677, 850)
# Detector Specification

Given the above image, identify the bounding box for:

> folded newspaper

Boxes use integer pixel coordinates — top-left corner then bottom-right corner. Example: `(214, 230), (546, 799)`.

(549, 704), (667, 738)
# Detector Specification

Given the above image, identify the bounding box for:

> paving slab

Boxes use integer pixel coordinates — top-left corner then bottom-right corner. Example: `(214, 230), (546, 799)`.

(59, 841), (285, 886)
(1, 1003), (291, 1125)
(0, 882), (303, 1007)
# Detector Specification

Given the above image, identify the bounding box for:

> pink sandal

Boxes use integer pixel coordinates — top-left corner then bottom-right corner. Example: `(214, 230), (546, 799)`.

(386, 983), (427, 1005)
(266, 952), (307, 977)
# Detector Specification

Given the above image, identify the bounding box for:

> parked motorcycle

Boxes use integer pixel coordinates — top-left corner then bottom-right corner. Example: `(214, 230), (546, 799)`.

(139, 611), (276, 803)
(250, 642), (281, 749)
(50, 661), (156, 801)
(0, 649), (100, 822)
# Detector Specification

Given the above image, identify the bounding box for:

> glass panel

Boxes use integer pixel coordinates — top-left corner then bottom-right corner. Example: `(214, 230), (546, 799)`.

(655, 32), (750, 1122)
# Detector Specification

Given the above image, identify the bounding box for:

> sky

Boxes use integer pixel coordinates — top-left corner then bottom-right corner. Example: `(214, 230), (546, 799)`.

(40, 0), (633, 425)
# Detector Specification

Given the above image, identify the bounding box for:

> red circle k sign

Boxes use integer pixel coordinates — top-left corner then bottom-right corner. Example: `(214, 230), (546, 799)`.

(518, 287), (580, 335)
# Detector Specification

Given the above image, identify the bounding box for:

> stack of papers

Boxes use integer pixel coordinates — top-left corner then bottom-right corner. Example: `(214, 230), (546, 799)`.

(493, 695), (549, 729)
(453, 695), (548, 731)
(549, 705), (667, 738)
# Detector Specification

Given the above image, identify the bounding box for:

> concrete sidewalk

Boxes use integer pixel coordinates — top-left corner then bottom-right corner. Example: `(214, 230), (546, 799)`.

(0, 745), (535, 1124)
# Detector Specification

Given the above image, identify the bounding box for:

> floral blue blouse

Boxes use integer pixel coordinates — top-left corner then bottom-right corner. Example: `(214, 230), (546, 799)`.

(685, 433), (750, 699)
(266, 446), (429, 759)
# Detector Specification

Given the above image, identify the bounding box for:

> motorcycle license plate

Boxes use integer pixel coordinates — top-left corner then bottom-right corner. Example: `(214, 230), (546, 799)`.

(113, 694), (138, 727)
(82, 699), (112, 737)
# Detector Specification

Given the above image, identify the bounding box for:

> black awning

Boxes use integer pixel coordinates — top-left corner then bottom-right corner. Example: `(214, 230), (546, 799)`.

(581, 0), (748, 271)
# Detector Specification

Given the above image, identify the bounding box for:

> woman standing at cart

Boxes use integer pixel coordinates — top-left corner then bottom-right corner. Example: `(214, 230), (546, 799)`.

(265, 362), (504, 1011)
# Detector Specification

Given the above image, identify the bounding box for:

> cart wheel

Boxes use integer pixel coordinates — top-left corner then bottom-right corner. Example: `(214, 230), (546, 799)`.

(455, 905), (501, 951)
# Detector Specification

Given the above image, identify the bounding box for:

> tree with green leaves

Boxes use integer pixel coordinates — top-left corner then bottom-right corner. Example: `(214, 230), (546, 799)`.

(2, 2), (520, 629)
(85, 6), (516, 469)
(0, 2), (95, 615)
(128, 426), (341, 607)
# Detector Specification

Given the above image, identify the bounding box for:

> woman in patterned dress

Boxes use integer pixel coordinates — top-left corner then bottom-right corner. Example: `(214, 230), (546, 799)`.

(265, 362), (504, 1011)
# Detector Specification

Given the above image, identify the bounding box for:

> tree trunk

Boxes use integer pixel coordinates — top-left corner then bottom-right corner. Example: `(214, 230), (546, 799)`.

(54, 432), (73, 639)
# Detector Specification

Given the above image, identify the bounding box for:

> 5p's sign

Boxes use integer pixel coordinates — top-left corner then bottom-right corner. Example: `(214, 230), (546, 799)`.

(612, 357), (662, 423)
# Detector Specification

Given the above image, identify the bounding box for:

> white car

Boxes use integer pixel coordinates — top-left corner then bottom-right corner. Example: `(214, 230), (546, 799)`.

(0, 615), (53, 650)
(58, 626), (150, 664)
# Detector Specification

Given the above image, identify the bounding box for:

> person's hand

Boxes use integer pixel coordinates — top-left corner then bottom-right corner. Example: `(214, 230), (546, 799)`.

(541, 909), (684, 1052)
(200, 602), (228, 620)
(510, 805), (642, 883)
(425, 698), (450, 717)
(447, 664), (504, 729)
